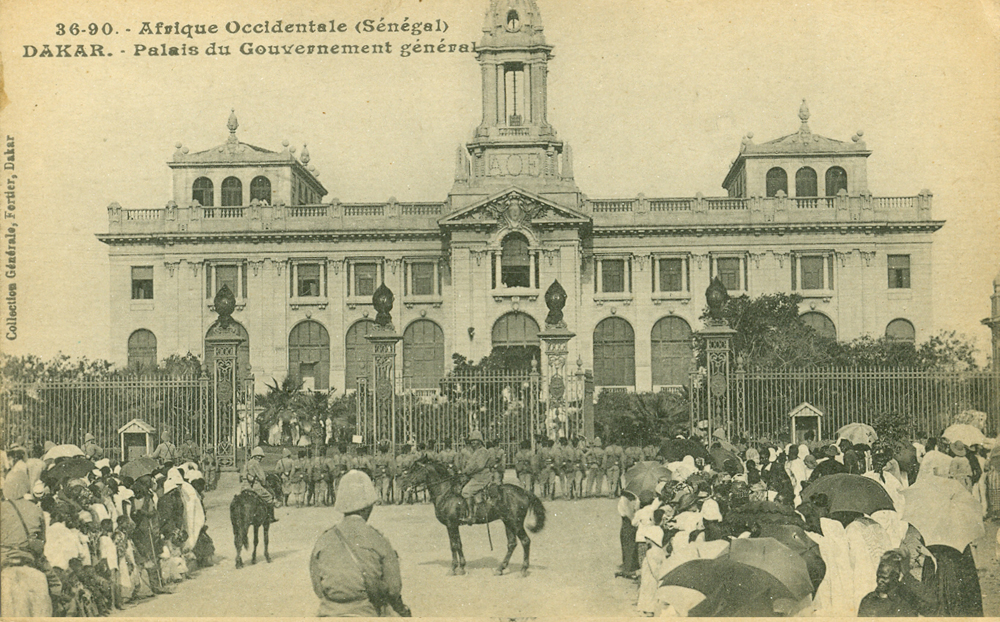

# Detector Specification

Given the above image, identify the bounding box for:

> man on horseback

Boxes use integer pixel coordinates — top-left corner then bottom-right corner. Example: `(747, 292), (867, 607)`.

(460, 431), (493, 525)
(242, 447), (279, 523)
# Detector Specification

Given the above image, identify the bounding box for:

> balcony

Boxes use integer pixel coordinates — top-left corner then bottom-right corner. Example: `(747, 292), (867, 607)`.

(586, 191), (937, 231)
(103, 200), (446, 236)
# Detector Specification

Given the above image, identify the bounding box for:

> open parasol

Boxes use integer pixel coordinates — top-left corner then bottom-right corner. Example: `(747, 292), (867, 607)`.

(941, 423), (986, 447)
(41, 456), (96, 484)
(757, 523), (827, 592)
(721, 537), (813, 602)
(800, 474), (894, 515)
(660, 558), (803, 617)
(42, 443), (85, 461)
(658, 438), (710, 463)
(836, 423), (878, 446)
(120, 456), (161, 481)
(623, 461), (672, 496)
(723, 500), (806, 535)
(901, 476), (985, 552)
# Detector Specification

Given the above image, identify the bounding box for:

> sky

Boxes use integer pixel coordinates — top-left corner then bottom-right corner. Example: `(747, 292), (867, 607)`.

(1, 0), (999, 364)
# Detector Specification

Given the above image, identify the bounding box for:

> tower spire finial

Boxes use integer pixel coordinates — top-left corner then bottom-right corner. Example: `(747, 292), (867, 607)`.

(798, 99), (811, 135)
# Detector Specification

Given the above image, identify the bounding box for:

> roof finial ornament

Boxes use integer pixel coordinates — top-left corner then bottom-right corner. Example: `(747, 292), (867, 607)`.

(798, 99), (811, 135)
(227, 109), (239, 144)
(301, 144), (310, 165)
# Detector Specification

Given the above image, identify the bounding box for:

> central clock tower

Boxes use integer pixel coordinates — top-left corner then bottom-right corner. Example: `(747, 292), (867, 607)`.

(449, 0), (580, 212)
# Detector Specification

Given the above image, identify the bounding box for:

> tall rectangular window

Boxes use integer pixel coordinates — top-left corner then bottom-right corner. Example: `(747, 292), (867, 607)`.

(216, 265), (239, 296)
(411, 262), (435, 296)
(658, 258), (684, 292)
(716, 258), (741, 292)
(354, 263), (379, 297)
(131, 266), (153, 300)
(601, 259), (626, 293)
(888, 255), (910, 289)
(800, 257), (824, 290)
(206, 263), (245, 299)
(297, 264), (321, 297)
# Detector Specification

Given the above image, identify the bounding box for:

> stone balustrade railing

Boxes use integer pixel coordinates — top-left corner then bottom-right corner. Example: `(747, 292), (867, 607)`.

(103, 191), (934, 236)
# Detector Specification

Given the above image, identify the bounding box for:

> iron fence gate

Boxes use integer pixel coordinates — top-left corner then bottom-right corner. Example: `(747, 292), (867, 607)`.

(691, 367), (1000, 441)
(0, 376), (253, 467)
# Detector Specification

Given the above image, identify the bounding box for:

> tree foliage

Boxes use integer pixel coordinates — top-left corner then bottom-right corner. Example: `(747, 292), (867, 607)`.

(594, 389), (689, 446)
(254, 376), (356, 444)
(697, 293), (980, 371)
(0, 352), (205, 384)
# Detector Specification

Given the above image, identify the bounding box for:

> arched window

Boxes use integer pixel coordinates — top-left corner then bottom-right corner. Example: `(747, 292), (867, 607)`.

(651, 317), (692, 387)
(593, 317), (635, 387)
(766, 167), (788, 197)
(500, 233), (531, 288)
(800, 312), (836, 340)
(403, 320), (445, 389)
(221, 176), (243, 207)
(289, 321), (330, 390)
(127, 329), (157, 372)
(192, 177), (214, 207)
(345, 320), (376, 391)
(825, 166), (848, 196)
(795, 167), (818, 197)
(886, 319), (916, 343)
(250, 176), (272, 204)
(491, 312), (540, 347)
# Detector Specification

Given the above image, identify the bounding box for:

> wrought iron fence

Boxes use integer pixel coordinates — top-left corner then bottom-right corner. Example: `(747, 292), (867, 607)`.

(692, 367), (1000, 441)
(0, 377), (230, 462)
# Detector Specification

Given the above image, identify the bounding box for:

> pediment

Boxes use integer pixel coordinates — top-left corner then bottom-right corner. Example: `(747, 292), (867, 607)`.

(440, 187), (590, 230)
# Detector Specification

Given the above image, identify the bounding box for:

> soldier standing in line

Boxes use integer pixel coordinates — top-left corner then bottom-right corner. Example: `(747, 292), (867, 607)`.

(538, 439), (556, 500)
(604, 440), (624, 498)
(553, 437), (571, 499)
(571, 437), (587, 499)
(513, 440), (535, 494)
(394, 444), (415, 505)
(585, 437), (606, 498)
(275, 448), (295, 506)
(373, 442), (391, 504)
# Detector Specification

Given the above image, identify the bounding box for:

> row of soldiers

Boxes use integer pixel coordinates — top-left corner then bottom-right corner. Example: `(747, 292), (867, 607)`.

(266, 437), (662, 505)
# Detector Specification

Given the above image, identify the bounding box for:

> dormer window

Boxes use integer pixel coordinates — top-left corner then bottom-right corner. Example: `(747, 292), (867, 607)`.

(506, 10), (520, 31)
(795, 167), (817, 197)
(221, 176), (243, 206)
(825, 166), (847, 196)
(250, 176), (271, 204)
(766, 167), (787, 197)
(192, 177), (214, 206)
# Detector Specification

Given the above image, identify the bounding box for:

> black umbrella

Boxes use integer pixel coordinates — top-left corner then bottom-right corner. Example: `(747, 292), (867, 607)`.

(757, 523), (826, 593)
(800, 474), (894, 516)
(42, 456), (96, 485)
(723, 500), (805, 536)
(120, 456), (160, 481)
(661, 558), (798, 617)
(659, 438), (711, 463)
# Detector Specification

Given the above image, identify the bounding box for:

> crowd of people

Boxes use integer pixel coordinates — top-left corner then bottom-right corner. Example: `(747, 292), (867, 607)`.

(612, 418), (998, 617)
(0, 431), (220, 616)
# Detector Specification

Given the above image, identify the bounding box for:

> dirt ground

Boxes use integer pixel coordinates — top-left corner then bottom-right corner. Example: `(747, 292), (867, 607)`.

(113, 473), (1000, 618)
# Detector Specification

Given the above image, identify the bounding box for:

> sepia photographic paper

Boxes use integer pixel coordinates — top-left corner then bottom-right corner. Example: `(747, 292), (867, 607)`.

(1, 0), (999, 617)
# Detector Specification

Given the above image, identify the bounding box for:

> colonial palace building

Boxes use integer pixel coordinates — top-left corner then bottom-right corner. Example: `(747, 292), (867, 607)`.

(97, 0), (943, 395)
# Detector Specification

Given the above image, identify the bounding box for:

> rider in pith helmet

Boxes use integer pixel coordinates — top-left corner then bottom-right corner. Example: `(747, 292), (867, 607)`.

(460, 430), (492, 524)
(242, 446), (279, 522)
(311, 470), (411, 617)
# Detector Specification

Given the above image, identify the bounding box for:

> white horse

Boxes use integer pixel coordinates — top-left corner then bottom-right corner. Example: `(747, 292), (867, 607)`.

(0, 566), (52, 616)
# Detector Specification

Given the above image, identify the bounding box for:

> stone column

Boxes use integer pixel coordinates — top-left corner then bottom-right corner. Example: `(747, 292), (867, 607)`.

(696, 277), (736, 441)
(366, 283), (402, 455)
(538, 280), (577, 444)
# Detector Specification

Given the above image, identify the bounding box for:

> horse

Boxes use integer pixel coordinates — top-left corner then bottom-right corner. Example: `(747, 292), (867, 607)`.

(399, 457), (546, 576)
(229, 472), (283, 569)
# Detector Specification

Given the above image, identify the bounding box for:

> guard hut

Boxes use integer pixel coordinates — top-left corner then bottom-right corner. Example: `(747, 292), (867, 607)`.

(788, 402), (823, 445)
(118, 418), (157, 462)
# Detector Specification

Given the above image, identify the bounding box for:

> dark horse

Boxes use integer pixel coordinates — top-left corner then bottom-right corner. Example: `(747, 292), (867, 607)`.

(230, 472), (283, 569)
(399, 457), (546, 576)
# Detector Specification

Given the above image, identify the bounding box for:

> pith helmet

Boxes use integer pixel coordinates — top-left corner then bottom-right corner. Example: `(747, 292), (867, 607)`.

(251, 446), (265, 459)
(468, 430), (484, 443)
(85, 433), (96, 442)
(334, 469), (378, 513)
